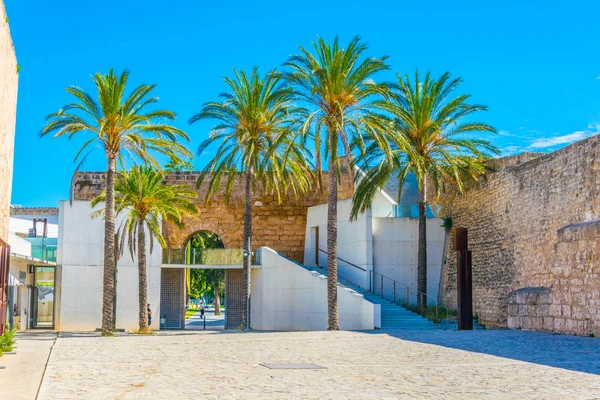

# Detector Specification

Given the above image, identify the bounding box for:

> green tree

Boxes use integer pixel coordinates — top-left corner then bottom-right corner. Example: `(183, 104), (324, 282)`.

(190, 269), (225, 315)
(187, 231), (225, 315)
(190, 67), (312, 329)
(165, 158), (195, 172)
(91, 166), (198, 333)
(42, 69), (191, 335)
(284, 36), (390, 329)
(351, 70), (499, 306)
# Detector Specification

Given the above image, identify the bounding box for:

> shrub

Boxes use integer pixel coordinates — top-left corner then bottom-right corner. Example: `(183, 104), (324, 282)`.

(0, 323), (17, 354)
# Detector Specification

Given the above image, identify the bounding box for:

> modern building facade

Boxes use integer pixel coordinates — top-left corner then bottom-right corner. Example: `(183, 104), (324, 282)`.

(51, 169), (444, 332)
(7, 207), (58, 331)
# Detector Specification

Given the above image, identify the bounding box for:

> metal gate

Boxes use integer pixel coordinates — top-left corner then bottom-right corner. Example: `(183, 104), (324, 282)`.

(160, 269), (184, 329)
(0, 239), (10, 335)
(225, 270), (243, 329)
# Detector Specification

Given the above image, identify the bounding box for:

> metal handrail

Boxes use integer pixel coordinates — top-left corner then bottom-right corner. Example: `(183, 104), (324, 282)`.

(370, 270), (410, 306)
(315, 249), (418, 311)
(317, 249), (366, 271)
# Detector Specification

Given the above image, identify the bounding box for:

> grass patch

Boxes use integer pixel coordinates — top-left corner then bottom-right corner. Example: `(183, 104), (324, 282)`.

(406, 305), (458, 323)
(185, 309), (199, 319)
(130, 329), (155, 335)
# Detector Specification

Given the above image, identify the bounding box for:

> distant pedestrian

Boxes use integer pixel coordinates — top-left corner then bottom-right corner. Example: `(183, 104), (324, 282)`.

(147, 303), (152, 327)
(200, 299), (206, 319)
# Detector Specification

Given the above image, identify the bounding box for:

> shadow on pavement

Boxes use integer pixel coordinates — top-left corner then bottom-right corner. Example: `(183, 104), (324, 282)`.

(367, 328), (600, 376)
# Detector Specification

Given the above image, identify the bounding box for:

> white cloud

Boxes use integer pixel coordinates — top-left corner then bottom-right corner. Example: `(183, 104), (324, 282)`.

(503, 146), (523, 154)
(530, 131), (593, 149)
(498, 130), (512, 136)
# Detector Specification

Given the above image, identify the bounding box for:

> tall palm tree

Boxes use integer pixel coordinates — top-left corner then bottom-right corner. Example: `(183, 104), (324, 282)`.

(351, 70), (499, 306)
(190, 67), (312, 329)
(91, 166), (198, 333)
(284, 36), (390, 330)
(41, 69), (191, 335)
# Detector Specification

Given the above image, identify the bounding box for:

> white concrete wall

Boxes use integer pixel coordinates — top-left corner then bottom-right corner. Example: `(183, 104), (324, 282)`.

(372, 217), (445, 305)
(252, 247), (379, 331)
(8, 257), (34, 331)
(57, 200), (162, 331)
(8, 232), (31, 257)
(304, 198), (373, 289)
(9, 216), (59, 238)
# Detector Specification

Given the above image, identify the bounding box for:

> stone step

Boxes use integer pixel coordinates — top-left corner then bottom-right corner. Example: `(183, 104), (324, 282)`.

(304, 266), (441, 331)
(381, 320), (438, 324)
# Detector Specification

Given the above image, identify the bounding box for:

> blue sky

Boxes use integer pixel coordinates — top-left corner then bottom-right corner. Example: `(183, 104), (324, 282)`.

(5, 0), (600, 206)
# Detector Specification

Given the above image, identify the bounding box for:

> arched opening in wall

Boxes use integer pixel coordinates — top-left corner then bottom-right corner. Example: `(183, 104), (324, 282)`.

(185, 231), (226, 331)
(160, 230), (246, 331)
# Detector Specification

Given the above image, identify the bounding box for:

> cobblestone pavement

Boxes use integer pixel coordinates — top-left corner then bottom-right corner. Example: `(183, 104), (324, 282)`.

(38, 329), (600, 399)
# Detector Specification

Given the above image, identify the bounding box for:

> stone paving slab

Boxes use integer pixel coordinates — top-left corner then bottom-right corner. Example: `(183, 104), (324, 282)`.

(38, 330), (600, 399)
(0, 331), (57, 400)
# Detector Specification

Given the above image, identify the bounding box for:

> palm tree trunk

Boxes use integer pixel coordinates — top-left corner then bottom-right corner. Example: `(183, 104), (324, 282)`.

(101, 157), (116, 336)
(417, 176), (428, 308)
(327, 157), (339, 330)
(137, 220), (149, 333)
(241, 167), (253, 330)
(213, 285), (221, 316)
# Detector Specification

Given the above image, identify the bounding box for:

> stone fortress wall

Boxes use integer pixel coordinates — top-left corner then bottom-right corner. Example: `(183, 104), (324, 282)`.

(0, 0), (18, 242)
(440, 135), (600, 337)
(73, 170), (354, 263)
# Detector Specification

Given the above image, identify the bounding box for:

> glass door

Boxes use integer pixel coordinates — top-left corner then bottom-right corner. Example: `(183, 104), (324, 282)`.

(32, 266), (55, 329)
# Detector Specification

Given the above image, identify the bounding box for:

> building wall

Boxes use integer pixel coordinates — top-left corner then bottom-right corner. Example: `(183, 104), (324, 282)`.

(251, 247), (379, 331)
(8, 232), (30, 256)
(304, 197), (374, 289)
(7, 257), (33, 331)
(10, 207), (59, 225)
(506, 221), (600, 337)
(57, 201), (162, 331)
(0, 1), (18, 242)
(372, 217), (445, 305)
(439, 136), (600, 335)
(304, 194), (446, 301)
(72, 171), (354, 263)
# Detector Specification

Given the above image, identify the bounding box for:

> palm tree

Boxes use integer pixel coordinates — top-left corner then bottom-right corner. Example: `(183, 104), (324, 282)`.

(190, 67), (312, 329)
(284, 36), (390, 330)
(350, 70), (499, 307)
(91, 166), (198, 333)
(41, 69), (191, 335)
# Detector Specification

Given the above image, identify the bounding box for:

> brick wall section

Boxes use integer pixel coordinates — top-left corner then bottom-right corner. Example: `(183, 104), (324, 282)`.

(0, 1), (18, 242)
(506, 221), (600, 337)
(10, 207), (59, 216)
(225, 269), (243, 329)
(73, 170), (354, 263)
(438, 136), (600, 334)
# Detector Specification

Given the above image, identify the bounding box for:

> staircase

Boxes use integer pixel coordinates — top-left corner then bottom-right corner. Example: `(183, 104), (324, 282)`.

(302, 265), (441, 330)
(336, 276), (442, 330)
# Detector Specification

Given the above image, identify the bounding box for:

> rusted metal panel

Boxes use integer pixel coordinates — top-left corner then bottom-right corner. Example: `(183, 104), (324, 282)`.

(0, 239), (10, 335)
(454, 228), (473, 330)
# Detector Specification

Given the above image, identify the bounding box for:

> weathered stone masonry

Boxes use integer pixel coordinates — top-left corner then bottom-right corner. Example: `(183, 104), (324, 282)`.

(73, 171), (353, 263)
(440, 136), (600, 336)
(0, 0), (18, 242)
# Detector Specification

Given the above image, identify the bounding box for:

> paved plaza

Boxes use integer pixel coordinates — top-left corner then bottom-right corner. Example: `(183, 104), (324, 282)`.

(36, 329), (600, 399)
(0, 331), (56, 400)
(185, 309), (225, 330)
